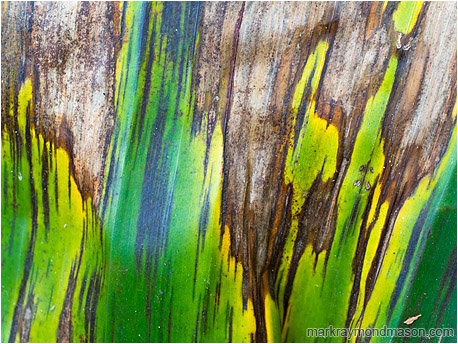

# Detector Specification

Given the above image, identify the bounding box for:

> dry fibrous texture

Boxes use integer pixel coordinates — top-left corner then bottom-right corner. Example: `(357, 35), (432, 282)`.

(2, 1), (120, 204)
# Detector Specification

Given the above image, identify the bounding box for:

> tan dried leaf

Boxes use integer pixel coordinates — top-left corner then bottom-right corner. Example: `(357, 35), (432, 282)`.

(403, 314), (422, 325)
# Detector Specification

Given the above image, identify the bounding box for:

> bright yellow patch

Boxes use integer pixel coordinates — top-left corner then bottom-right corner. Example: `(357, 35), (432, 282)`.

(393, 1), (423, 34)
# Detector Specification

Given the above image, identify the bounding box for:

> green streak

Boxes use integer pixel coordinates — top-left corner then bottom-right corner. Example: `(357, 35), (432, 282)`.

(284, 56), (398, 342)
(98, 3), (256, 342)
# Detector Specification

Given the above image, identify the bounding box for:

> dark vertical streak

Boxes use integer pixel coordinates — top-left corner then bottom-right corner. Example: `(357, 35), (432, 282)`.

(42, 141), (50, 240)
(53, 128), (59, 214)
(8, 102), (37, 343)
(193, 181), (211, 299)
(193, 295), (201, 343)
(89, 272), (101, 343)
(228, 306), (233, 343)
(386, 196), (433, 324)
(281, 170), (323, 325)
(57, 225), (85, 342)
(78, 270), (88, 315)
(57, 261), (77, 342)
(434, 247), (457, 327)
(132, 3), (154, 157)
(345, 177), (381, 327)
(167, 287), (173, 342)
(221, 3), (245, 141)
(84, 272), (95, 342)
(220, 2), (245, 240)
